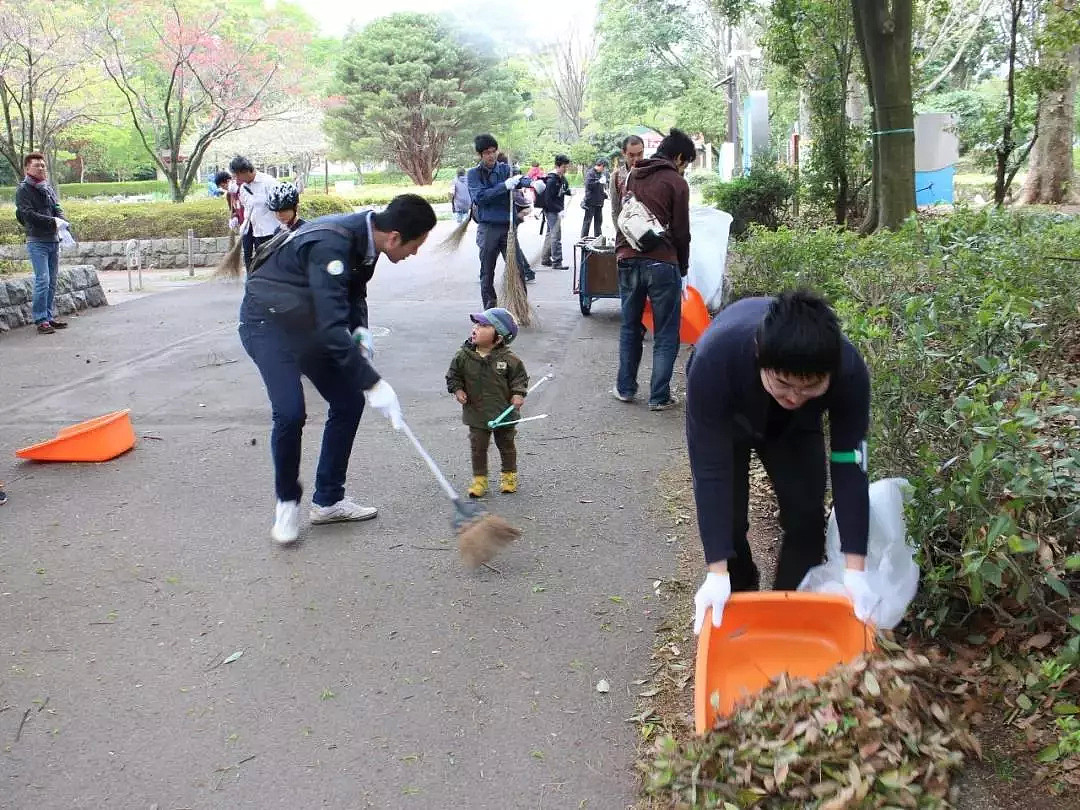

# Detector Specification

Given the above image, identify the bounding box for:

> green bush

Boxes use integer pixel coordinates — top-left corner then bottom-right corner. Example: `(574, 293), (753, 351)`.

(701, 167), (796, 236)
(0, 195), (354, 244)
(0, 180), (172, 201)
(730, 208), (1080, 630)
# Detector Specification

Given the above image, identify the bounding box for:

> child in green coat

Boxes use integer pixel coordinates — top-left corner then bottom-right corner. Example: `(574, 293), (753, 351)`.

(446, 307), (529, 497)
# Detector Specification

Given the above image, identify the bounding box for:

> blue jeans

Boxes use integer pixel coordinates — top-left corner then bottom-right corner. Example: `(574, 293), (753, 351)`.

(616, 257), (682, 405)
(476, 222), (531, 310)
(27, 241), (59, 324)
(239, 320), (366, 506)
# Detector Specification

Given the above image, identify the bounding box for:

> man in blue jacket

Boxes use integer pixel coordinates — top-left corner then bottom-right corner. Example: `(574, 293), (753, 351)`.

(686, 291), (877, 633)
(238, 194), (436, 545)
(467, 134), (535, 309)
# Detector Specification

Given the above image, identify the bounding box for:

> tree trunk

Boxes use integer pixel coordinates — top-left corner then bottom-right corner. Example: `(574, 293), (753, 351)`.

(1018, 44), (1079, 204)
(852, 0), (915, 231)
(995, 0), (1024, 207)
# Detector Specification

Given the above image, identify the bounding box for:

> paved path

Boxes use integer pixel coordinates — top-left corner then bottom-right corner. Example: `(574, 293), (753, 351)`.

(0, 215), (689, 809)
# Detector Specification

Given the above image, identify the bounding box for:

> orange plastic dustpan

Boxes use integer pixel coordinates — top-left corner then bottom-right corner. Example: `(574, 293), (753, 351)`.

(694, 592), (875, 734)
(16, 410), (136, 462)
(642, 284), (710, 345)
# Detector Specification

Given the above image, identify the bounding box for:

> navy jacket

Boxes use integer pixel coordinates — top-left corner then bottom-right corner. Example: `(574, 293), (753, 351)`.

(685, 297), (871, 563)
(582, 167), (607, 207)
(15, 177), (63, 242)
(240, 212), (380, 391)
(539, 171), (571, 213)
(467, 162), (530, 226)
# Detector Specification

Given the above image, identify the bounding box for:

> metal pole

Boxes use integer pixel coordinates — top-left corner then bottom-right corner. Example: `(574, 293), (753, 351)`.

(187, 228), (194, 278)
(727, 28), (739, 176)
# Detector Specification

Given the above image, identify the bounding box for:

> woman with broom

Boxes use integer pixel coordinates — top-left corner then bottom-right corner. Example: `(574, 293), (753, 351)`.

(238, 194), (437, 545)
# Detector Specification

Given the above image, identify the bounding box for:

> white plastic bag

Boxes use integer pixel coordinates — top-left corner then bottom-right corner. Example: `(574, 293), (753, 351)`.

(687, 206), (732, 311)
(58, 222), (76, 250)
(798, 477), (919, 629)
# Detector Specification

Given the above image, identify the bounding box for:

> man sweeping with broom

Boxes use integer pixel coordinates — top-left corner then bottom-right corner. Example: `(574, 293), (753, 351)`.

(467, 134), (536, 310)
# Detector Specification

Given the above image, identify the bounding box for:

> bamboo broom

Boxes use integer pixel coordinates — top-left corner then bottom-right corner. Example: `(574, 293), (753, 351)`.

(501, 191), (532, 327)
(211, 233), (244, 280)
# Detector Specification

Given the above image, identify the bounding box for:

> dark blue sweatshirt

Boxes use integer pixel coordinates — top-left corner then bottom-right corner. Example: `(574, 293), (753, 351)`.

(685, 297), (871, 563)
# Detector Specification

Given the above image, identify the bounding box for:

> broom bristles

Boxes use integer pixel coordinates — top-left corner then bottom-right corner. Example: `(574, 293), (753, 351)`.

(457, 514), (521, 568)
(501, 219), (534, 327)
(211, 239), (243, 280)
(437, 217), (471, 253)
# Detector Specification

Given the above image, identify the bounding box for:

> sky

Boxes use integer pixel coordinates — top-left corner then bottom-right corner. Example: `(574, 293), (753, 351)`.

(286, 0), (598, 40)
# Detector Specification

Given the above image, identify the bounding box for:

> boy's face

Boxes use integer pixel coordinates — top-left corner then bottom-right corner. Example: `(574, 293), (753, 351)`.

(759, 368), (831, 410)
(470, 322), (498, 348)
(274, 209), (295, 225)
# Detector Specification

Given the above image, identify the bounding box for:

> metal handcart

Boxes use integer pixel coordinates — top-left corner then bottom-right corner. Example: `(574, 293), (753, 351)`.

(572, 237), (620, 316)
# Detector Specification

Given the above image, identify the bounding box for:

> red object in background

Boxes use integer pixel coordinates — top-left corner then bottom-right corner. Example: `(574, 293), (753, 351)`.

(642, 284), (711, 345)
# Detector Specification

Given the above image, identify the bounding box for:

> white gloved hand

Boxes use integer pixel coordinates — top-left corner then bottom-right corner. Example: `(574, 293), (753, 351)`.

(228, 216), (239, 232)
(693, 571), (732, 635)
(843, 568), (878, 624)
(364, 379), (403, 430)
(504, 174), (522, 190)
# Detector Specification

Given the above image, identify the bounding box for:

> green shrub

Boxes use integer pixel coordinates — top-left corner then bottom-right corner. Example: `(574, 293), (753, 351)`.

(729, 208), (1080, 629)
(0, 195), (354, 244)
(701, 167), (796, 236)
(0, 180), (172, 202)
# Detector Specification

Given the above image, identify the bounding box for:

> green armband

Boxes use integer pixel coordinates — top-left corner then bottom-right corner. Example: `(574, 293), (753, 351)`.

(830, 440), (868, 472)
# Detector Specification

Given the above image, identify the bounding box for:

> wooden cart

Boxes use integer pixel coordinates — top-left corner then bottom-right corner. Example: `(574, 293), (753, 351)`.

(572, 238), (620, 316)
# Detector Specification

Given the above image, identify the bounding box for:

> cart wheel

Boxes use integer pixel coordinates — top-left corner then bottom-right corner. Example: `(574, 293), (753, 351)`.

(580, 295), (592, 316)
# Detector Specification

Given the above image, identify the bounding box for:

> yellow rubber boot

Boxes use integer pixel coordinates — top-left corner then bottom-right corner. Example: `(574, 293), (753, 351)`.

(500, 472), (518, 494)
(467, 475), (489, 498)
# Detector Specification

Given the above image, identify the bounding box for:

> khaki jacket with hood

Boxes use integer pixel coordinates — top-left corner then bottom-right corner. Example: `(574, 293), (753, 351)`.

(446, 342), (530, 430)
(614, 156), (691, 275)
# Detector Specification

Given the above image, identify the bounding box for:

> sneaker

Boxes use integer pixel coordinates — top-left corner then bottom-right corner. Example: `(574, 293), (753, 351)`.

(271, 500), (301, 545)
(540, 260), (552, 267)
(0, 487), (7, 506)
(499, 472), (518, 494)
(49, 320), (68, 329)
(649, 394), (680, 411)
(36, 322), (55, 335)
(525, 274), (536, 283)
(551, 264), (568, 270)
(309, 497), (378, 524)
(611, 388), (634, 403)
(467, 475), (489, 498)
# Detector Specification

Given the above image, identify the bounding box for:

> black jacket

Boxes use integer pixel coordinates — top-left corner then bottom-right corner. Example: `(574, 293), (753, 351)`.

(14, 177), (63, 242)
(582, 167), (607, 207)
(539, 171), (571, 213)
(240, 212), (380, 390)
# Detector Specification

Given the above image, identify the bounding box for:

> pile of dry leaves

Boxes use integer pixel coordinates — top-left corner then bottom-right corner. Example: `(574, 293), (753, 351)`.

(645, 649), (982, 808)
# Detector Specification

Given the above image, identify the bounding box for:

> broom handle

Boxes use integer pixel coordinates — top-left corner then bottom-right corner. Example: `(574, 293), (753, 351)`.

(399, 420), (460, 503)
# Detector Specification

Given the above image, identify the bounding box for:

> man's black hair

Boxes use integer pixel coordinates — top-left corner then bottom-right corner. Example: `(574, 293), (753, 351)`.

(474, 134), (498, 154)
(212, 170), (231, 187)
(228, 155), (254, 174)
(756, 290), (843, 376)
(595, 158), (608, 167)
(373, 194), (437, 243)
(621, 134), (645, 151)
(655, 129), (696, 164)
(553, 154), (570, 166)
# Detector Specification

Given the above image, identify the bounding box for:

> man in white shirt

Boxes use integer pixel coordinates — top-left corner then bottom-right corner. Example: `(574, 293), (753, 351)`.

(229, 155), (280, 272)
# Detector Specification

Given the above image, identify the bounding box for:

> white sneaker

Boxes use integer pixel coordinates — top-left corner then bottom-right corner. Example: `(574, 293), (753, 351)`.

(271, 500), (301, 545)
(309, 497), (378, 525)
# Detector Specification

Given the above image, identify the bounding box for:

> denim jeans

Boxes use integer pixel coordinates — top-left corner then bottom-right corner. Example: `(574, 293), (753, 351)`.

(541, 211), (563, 264)
(616, 257), (682, 405)
(476, 222), (531, 310)
(239, 320), (366, 506)
(27, 241), (59, 324)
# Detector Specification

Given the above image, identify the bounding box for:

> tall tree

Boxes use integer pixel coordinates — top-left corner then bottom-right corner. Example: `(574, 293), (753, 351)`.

(541, 33), (593, 140)
(852, 0), (916, 231)
(993, 0), (1035, 205)
(90, 0), (307, 201)
(326, 13), (520, 186)
(0, 0), (97, 182)
(1018, 0), (1080, 204)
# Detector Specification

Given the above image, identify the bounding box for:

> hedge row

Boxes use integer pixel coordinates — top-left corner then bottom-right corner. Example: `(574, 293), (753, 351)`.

(0, 195), (355, 244)
(0, 180), (173, 201)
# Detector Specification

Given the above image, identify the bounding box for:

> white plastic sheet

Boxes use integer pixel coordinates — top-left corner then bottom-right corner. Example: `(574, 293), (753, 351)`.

(798, 478), (920, 630)
(58, 223), (76, 250)
(688, 206), (733, 312)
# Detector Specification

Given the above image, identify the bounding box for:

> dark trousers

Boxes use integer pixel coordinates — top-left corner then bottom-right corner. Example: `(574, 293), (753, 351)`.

(242, 232), (273, 273)
(476, 222), (530, 310)
(616, 257), (682, 405)
(580, 205), (603, 238)
(239, 320), (365, 507)
(469, 427), (517, 475)
(727, 426), (828, 591)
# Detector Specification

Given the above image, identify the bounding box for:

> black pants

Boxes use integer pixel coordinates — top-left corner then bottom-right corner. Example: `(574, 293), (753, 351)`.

(580, 205), (603, 238)
(728, 426), (828, 591)
(242, 232), (274, 273)
(476, 222), (531, 310)
(469, 427), (517, 475)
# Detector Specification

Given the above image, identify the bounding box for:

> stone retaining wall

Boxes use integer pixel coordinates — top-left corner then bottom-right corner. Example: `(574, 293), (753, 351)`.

(0, 236), (233, 272)
(0, 265), (108, 331)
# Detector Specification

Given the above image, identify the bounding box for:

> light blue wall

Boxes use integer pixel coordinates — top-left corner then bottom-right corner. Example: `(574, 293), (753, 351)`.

(915, 166), (955, 205)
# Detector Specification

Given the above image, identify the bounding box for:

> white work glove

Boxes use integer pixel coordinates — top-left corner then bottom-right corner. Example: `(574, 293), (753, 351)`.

(504, 174), (522, 190)
(364, 380), (403, 430)
(843, 568), (878, 624)
(693, 571), (732, 635)
(351, 326), (375, 361)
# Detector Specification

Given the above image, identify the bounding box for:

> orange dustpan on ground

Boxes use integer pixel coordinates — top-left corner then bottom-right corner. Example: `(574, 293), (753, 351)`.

(694, 592), (875, 734)
(642, 284), (710, 345)
(15, 410), (136, 463)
